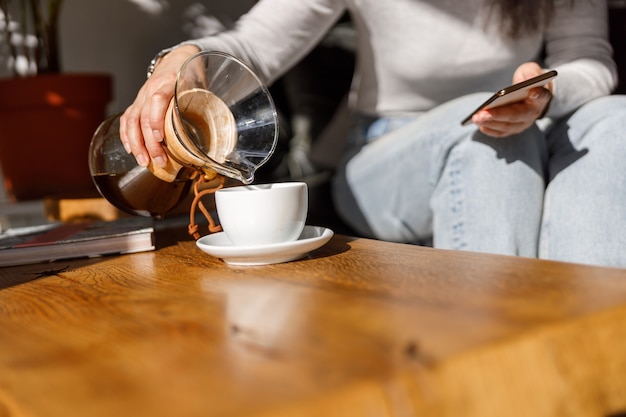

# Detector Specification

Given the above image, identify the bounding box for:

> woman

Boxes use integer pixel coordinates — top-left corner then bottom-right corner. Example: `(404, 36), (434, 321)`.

(120, 0), (626, 267)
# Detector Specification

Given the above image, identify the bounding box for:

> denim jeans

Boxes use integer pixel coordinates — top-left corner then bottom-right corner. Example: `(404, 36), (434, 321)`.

(332, 93), (626, 267)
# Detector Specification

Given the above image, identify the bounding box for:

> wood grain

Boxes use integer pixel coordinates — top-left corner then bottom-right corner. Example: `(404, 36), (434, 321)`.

(1, 234), (626, 417)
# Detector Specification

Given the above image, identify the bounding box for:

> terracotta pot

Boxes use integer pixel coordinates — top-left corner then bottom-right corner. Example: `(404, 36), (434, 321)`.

(0, 73), (112, 201)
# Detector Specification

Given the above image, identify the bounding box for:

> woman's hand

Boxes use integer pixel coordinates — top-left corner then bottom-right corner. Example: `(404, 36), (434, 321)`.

(120, 45), (200, 168)
(471, 62), (554, 137)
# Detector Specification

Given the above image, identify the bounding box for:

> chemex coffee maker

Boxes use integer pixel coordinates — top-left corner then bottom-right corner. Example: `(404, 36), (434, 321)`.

(88, 51), (279, 237)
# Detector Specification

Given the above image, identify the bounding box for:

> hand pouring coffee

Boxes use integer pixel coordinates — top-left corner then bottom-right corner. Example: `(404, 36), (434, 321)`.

(89, 51), (279, 237)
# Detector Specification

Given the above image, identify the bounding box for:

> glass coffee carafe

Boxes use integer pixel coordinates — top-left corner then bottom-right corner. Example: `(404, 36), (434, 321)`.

(89, 51), (278, 219)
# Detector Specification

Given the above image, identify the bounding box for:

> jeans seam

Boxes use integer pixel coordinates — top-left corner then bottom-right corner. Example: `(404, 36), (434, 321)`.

(447, 154), (467, 250)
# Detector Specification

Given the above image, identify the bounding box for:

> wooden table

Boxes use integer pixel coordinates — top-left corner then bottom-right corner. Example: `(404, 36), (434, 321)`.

(1, 228), (626, 417)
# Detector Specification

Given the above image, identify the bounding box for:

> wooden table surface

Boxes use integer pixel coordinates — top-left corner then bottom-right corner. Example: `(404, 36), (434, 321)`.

(1, 229), (626, 417)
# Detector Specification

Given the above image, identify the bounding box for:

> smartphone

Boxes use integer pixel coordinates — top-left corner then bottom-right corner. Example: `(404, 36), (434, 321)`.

(460, 70), (557, 126)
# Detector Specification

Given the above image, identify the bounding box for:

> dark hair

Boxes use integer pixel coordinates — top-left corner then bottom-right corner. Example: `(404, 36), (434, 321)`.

(488, 0), (556, 38)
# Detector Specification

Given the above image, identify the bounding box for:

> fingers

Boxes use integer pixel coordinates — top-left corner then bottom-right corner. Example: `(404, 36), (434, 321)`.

(512, 62), (544, 84)
(474, 115), (528, 137)
(472, 61), (555, 137)
(121, 104), (150, 167)
(119, 45), (200, 169)
(120, 83), (173, 168)
(140, 91), (171, 168)
(472, 86), (552, 137)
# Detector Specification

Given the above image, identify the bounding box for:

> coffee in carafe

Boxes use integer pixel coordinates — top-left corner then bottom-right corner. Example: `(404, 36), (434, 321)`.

(88, 51), (279, 220)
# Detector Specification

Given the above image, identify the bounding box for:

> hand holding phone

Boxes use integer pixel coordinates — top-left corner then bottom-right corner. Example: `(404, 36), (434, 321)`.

(460, 70), (557, 126)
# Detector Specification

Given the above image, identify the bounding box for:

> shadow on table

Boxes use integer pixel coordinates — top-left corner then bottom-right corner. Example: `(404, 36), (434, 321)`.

(305, 234), (356, 261)
(0, 257), (103, 291)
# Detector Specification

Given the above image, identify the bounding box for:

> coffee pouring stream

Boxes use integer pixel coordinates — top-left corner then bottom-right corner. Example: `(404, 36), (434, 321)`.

(88, 51), (279, 238)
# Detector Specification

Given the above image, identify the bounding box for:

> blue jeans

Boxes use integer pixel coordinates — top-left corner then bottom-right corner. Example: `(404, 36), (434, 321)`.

(332, 93), (626, 267)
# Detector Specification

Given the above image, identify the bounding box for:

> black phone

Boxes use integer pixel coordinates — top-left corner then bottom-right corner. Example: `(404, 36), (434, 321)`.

(460, 70), (557, 126)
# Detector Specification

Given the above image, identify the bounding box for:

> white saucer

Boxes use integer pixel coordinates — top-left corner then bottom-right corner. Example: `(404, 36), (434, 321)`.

(196, 225), (334, 266)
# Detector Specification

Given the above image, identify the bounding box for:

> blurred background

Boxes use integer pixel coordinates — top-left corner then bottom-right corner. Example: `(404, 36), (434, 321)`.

(48, 0), (256, 115)
(0, 0), (255, 204)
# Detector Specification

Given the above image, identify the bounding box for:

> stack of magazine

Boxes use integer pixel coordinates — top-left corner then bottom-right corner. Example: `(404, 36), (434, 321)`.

(0, 217), (155, 267)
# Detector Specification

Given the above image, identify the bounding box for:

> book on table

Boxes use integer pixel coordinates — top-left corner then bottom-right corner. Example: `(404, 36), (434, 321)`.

(0, 217), (155, 267)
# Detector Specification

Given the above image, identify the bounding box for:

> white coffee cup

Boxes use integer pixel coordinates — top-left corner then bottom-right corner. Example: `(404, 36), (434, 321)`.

(215, 182), (308, 246)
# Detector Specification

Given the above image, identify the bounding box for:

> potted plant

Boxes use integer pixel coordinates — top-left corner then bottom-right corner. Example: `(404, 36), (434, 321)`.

(0, 0), (112, 201)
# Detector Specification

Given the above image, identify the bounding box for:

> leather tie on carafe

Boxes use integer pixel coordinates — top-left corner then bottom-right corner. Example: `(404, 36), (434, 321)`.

(152, 90), (238, 240)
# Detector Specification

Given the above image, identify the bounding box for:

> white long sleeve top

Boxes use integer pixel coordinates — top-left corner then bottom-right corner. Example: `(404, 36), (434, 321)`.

(179, 0), (617, 119)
